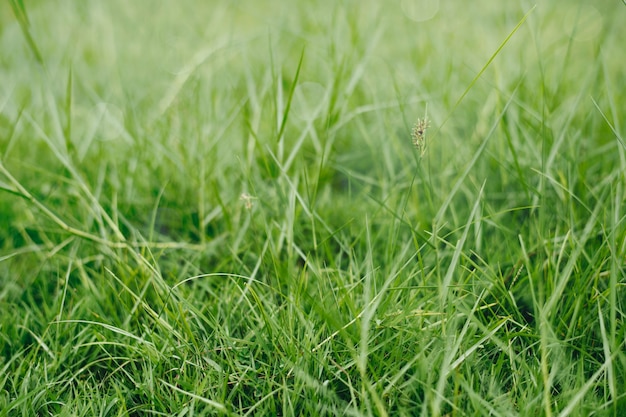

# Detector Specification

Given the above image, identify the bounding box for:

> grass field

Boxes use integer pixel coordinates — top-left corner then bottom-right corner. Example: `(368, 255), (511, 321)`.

(1, 0), (625, 415)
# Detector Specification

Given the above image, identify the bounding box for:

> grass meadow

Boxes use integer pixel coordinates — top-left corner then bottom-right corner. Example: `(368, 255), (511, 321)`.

(1, 0), (625, 415)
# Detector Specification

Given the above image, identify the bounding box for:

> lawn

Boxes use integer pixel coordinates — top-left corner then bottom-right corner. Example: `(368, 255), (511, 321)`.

(1, 0), (625, 415)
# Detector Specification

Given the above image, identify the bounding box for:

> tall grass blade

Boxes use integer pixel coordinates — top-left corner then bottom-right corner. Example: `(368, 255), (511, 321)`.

(8, 0), (44, 66)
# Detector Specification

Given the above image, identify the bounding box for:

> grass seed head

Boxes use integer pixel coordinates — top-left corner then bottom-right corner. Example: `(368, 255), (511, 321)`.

(240, 193), (256, 210)
(412, 118), (430, 156)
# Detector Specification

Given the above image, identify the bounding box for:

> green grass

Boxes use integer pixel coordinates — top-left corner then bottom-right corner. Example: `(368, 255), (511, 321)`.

(1, 0), (625, 415)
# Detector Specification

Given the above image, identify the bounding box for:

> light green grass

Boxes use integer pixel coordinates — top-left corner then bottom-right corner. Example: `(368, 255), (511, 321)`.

(1, 0), (625, 415)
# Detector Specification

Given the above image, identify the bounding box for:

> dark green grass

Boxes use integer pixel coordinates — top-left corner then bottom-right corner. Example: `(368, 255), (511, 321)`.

(1, 0), (625, 415)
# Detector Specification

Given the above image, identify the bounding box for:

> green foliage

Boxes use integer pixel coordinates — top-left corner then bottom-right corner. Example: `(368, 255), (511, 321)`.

(1, 0), (625, 415)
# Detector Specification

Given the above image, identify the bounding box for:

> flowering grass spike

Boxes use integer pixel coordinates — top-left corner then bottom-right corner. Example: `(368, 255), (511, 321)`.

(240, 193), (256, 210)
(412, 118), (430, 156)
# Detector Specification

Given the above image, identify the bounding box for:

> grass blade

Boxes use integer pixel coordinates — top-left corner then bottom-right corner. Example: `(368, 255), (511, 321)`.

(8, 0), (44, 66)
